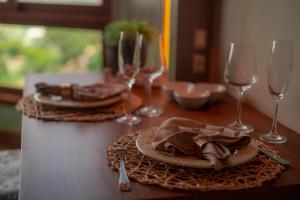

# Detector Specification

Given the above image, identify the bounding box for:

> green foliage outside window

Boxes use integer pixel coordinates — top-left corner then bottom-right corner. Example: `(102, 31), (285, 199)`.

(104, 20), (156, 46)
(0, 25), (103, 88)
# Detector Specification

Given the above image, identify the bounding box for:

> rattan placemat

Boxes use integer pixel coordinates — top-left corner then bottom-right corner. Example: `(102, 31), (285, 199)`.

(16, 94), (143, 122)
(107, 128), (285, 191)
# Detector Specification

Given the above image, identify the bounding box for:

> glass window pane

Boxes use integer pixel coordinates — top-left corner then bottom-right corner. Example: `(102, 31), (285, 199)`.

(0, 24), (103, 88)
(19, 0), (103, 6)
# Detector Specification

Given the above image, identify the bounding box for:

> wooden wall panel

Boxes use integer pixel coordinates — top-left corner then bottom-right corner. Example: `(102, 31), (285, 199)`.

(174, 0), (213, 82)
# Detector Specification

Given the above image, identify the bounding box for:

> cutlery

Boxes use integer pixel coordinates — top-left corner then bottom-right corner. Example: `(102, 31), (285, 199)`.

(39, 113), (76, 120)
(114, 146), (131, 192)
(257, 146), (290, 166)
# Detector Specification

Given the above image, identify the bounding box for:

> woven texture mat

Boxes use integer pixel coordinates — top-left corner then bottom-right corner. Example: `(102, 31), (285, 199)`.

(107, 128), (285, 191)
(16, 94), (142, 122)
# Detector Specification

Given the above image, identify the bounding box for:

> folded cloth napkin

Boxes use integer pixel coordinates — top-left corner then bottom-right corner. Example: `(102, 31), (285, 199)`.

(35, 82), (127, 101)
(152, 117), (251, 170)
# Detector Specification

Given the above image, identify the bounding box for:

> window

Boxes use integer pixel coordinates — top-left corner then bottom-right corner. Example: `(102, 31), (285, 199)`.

(0, 0), (111, 104)
(0, 24), (103, 88)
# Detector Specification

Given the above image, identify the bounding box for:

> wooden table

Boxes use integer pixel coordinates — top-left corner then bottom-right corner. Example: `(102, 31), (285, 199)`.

(20, 73), (300, 200)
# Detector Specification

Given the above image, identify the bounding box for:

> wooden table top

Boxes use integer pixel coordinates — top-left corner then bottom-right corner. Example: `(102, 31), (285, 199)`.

(20, 73), (300, 200)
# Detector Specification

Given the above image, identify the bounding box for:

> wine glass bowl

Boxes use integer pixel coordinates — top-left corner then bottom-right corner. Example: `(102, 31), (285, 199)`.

(116, 32), (143, 125)
(224, 42), (257, 133)
(138, 34), (165, 118)
(224, 42), (258, 91)
(259, 41), (293, 144)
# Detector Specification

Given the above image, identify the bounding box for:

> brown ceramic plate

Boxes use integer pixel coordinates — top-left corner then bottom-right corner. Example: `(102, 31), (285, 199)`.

(34, 92), (124, 108)
(136, 128), (258, 169)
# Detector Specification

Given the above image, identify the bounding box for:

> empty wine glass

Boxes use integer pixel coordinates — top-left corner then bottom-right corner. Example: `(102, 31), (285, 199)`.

(116, 32), (143, 125)
(224, 42), (258, 133)
(259, 41), (293, 144)
(138, 34), (165, 117)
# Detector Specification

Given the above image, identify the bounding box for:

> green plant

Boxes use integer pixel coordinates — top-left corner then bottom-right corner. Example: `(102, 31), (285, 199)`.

(104, 20), (156, 46)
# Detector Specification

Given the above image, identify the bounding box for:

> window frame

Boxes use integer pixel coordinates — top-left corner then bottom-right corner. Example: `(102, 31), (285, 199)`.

(0, 0), (111, 29)
(0, 86), (23, 105)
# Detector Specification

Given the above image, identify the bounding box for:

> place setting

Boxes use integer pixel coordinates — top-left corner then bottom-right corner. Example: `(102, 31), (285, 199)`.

(107, 117), (287, 192)
(15, 81), (143, 122)
(107, 40), (293, 193)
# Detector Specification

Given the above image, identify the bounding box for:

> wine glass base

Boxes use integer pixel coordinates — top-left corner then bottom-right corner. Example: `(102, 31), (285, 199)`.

(138, 105), (163, 118)
(116, 115), (141, 126)
(226, 121), (254, 134)
(259, 132), (287, 144)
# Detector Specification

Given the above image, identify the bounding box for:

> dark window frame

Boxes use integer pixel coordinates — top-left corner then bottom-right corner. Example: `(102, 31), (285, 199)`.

(0, 0), (111, 29)
(0, 0), (112, 104)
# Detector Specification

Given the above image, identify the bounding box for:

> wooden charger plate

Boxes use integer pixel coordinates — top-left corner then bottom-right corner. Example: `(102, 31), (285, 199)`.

(33, 93), (124, 108)
(136, 128), (259, 169)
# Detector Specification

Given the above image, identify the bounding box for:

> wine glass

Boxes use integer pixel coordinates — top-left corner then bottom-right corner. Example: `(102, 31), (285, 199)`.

(138, 34), (165, 117)
(224, 42), (258, 133)
(259, 41), (293, 144)
(116, 32), (143, 125)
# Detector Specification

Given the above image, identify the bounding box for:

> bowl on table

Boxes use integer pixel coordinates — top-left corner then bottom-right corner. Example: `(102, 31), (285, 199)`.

(162, 81), (192, 101)
(195, 83), (226, 102)
(173, 85), (210, 109)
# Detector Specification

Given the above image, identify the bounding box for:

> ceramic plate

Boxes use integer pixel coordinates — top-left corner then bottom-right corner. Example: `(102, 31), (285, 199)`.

(34, 92), (124, 108)
(136, 128), (258, 169)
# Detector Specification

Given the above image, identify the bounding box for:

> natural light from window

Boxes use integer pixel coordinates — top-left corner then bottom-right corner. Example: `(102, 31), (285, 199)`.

(0, 24), (103, 88)
(19, 0), (103, 6)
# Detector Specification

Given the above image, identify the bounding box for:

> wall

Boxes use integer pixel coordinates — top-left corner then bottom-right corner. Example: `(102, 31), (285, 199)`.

(220, 0), (300, 133)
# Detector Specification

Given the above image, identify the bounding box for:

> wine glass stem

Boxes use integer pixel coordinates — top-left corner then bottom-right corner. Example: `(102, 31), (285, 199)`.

(126, 85), (133, 118)
(236, 90), (243, 125)
(270, 98), (280, 135)
(144, 79), (153, 107)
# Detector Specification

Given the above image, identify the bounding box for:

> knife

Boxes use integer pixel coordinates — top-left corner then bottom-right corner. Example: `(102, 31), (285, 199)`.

(257, 147), (290, 166)
(39, 113), (75, 120)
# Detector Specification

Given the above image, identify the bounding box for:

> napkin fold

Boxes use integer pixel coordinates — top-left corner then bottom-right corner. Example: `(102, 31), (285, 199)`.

(152, 117), (250, 170)
(35, 82), (126, 101)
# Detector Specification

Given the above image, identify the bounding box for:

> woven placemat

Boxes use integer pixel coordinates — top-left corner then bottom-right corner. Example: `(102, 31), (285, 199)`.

(107, 128), (285, 191)
(16, 94), (143, 122)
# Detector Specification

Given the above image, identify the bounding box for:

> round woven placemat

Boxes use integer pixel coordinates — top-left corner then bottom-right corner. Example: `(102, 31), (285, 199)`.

(16, 94), (142, 122)
(107, 128), (285, 191)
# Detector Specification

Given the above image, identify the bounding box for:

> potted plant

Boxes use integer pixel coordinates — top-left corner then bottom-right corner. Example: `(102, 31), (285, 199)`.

(103, 20), (156, 74)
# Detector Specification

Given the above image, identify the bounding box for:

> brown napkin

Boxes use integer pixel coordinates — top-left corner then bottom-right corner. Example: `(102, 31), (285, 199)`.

(35, 82), (127, 102)
(152, 117), (250, 170)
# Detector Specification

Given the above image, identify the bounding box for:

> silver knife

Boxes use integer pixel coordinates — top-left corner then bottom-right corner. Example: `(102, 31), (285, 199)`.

(258, 147), (290, 166)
